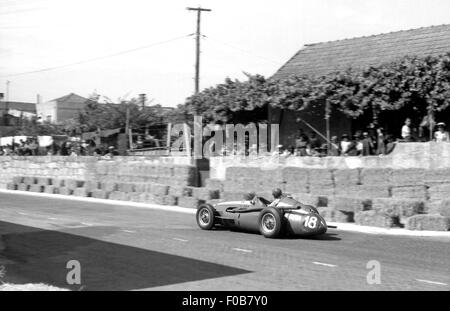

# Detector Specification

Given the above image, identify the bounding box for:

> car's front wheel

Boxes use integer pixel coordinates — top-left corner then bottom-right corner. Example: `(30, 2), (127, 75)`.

(196, 204), (216, 230)
(258, 207), (283, 238)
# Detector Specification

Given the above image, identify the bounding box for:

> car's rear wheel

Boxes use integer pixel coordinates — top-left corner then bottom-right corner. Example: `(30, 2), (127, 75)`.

(258, 207), (283, 238)
(196, 204), (216, 230)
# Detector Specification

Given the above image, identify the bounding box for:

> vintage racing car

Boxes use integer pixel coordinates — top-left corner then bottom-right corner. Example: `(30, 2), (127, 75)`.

(196, 196), (332, 238)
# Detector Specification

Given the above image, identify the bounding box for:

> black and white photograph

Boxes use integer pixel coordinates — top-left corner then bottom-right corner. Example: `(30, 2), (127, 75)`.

(0, 0), (449, 299)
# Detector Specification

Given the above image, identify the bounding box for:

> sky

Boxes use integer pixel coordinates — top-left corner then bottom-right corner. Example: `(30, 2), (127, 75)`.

(1, 0), (450, 106)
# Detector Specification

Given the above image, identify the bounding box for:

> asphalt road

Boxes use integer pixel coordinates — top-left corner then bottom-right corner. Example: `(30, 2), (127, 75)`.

(0, 192), (449, 291)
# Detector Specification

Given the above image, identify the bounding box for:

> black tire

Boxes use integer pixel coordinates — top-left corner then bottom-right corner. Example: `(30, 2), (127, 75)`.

(196, 204), (216, 230)
(258, 207), (284, 238)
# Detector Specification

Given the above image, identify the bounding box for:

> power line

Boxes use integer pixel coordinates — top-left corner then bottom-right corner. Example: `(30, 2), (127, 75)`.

(1, 34), (193, 78)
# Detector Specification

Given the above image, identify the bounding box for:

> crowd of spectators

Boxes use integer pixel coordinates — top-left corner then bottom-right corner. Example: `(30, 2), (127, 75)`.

(0, 138), (120, 158)
(281, 118), (449, 157)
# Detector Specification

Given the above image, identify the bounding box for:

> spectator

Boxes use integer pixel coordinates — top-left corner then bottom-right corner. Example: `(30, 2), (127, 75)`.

(434, 122), (449, 142)
(328, 136), (340, 156)
(401, 118), (412, 141)
(309, 132), (321, 150)
(376, 127), (386, 155)
(362, 132), (374, 156)
(295, 132), (309, 156)
(355, 135), (363, 156)
(340, 134), (351, 155)
(385, 135), (396, 154)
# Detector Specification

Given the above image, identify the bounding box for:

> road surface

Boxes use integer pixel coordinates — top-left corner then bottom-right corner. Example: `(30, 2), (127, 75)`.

(0, 192), (449, 291)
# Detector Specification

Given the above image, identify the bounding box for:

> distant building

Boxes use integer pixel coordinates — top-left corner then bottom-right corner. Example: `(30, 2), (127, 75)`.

(0, 100), (37, 127)
(37, 93), (94, 124)
(271, 24), (450, 147)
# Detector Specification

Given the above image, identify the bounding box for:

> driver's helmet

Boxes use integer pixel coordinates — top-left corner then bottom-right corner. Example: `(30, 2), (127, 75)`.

(243, 192), (256, 201)
(272, 188), (282, 199)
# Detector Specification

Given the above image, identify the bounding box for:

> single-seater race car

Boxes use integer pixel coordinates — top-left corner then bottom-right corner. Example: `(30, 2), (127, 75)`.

(196, 196), (333, 238)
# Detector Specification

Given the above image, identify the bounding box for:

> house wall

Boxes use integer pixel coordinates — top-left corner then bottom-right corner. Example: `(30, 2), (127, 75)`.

(56, 101), (87, 123)
(36, 101), (57, 123)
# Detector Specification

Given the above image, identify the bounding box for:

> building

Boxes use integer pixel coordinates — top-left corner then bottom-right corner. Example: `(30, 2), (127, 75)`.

(37, 93), (94, 124)
(271, 24), (450, 147)
(0, 100), (37, 130)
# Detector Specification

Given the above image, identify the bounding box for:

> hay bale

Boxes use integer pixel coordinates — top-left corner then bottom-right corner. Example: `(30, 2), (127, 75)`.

(73, 188), (90, 197)
(43, 186), (57, 194)
(91, 190), (109, 199)
(427, 182), (450, 201)
(372, 198), (424, 218)
(309, 185), (334, 196)
(391, 169), (425, 187)
(17, 183), (29, 191)
(222, 178), (256, 193)
(100, 181), (118, 192)
(318, 207), (335, 222)
(333, 169), (360, 186)
(52, 179), (65, 187)
(29, 184), (43, 193)
(291, 193), (320, 207)
(65, 179), (84, 190)
(334, 185), (390, 198)
(162, 195), (178, 206)
(282, 167), (309, 184)
(360, 168), (392, 185)
(36, 177), (51, 186)
(424, 200), (442, 215)
(406, 215), (450, 231)
(109, 191), (129, 201)
(177, 196), (202, 209)
(438, 200), (450, 217)
(424, 168), (450, 183)
(83, 181), (99, 192)
(117, 182), (136, 193)
(191, 187), (220, 200)
(284, 181), (308, 194)
(12, 176), (23, 184)
(205, 178), (224, 192)
(308, 169), (333, 186)
(6, 183), (17, 190)
(328, 195), (372, 213)
(391, 185), (427, 200)
(150, 184), (169, 196)
(23, 176), (36, 185)
(221, 191), (248, 201)
(58, 187), (73, 196)
(355, 210), (397, 228)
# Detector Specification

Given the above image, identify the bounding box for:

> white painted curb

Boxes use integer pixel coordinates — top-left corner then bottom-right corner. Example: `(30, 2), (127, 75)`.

(1, 189), (450, 238)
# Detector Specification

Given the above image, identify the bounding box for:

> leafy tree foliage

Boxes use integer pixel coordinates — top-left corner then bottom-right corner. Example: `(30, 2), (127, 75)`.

(184, 53), (450, 123)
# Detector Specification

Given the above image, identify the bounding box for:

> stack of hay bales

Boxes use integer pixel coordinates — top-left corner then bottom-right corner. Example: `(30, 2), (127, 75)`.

(283, 167), (309, 195)
(357, 198), (425, 228)
(358, 168), (392, 198)
(327, 195), (372, 223)
(333, 169), (360, 196)
(221, 166), (262, 200)
(425, 168), (450, 202)
(308, 169), (334, 196)
(391, 169), (427, 201)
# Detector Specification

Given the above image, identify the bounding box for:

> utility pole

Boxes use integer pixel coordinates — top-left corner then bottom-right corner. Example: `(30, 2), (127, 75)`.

(187, 7), (211, 94)
(4, 80), (10, 125)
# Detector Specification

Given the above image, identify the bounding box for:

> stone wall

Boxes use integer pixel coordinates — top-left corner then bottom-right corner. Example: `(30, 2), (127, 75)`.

(209, 142), (450, 180)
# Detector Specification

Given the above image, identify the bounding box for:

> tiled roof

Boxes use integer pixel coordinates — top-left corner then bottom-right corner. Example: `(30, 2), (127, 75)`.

(50, 93), (90, 104)
(0, 101), (36, 113)
(273, 24), (450, 80)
